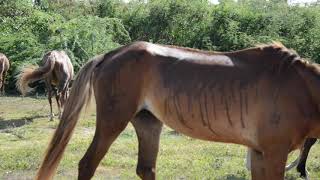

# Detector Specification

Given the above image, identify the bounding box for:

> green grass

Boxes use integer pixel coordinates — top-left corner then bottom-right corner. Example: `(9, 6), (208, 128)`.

(0, 96), (319, 179)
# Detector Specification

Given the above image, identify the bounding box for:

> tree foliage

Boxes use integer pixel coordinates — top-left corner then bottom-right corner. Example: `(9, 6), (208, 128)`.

(0, 0), (130, 92)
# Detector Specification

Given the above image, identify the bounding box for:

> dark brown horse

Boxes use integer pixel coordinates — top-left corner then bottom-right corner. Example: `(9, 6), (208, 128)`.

(0, 53), (10, 94)
(17, 50), (74, 120)
(36, 41), (320, 180)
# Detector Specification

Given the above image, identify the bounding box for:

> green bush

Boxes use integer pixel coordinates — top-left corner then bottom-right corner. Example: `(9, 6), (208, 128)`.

(0, 0), (130, 93)
(47, 16), (131, 71)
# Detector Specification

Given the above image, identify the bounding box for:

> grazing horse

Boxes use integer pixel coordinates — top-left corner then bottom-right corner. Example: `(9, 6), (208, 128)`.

(16, 50), (74, 120)
(36, 41), (320, 180)
(0, 53), (10, 94)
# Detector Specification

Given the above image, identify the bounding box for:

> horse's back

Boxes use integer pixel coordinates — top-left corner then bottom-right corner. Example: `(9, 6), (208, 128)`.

(43, 50), (74, 81)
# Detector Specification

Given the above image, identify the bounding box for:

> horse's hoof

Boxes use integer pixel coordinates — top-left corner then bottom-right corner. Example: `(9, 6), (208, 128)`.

(49, 113), (55, 121)
(58, 113), (62, 120)
(305, 170), (310, 180)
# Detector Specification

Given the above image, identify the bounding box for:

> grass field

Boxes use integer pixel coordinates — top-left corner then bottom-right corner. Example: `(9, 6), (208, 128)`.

(0, 96), (319, 180)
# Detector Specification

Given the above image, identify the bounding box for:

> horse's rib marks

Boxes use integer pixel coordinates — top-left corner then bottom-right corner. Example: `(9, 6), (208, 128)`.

(207, 123), (219, 136)
(224, 97), (233, 127)
(164, 98), (169, 117)
(231, 83), (236, 102)
(211, 93), (217, 121)
(173, 95), (192, 129)
(244, 91), (249, 114)
(204, 91), (219, 136)
(199, 96), (207, 127)
(204, 91), (210, 125)
(187, 94), (192, 112)
(239, 90), (245, 128)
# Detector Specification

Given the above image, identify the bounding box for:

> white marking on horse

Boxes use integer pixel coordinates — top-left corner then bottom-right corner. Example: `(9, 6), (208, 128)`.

(146, 43), (235, 66)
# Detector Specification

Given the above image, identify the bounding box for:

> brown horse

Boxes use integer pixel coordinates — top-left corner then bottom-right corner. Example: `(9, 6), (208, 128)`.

(16, 50), (74, 120)
(36, 41), (320, 180)
(0, 53), (10, 94)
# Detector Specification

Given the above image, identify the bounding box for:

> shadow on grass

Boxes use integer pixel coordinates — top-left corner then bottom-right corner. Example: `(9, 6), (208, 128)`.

(0, 114), (48, 130)
(223, 174), (247, 180)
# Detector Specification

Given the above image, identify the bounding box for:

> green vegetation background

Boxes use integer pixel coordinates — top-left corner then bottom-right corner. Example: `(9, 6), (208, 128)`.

(1, 0), (320, 93)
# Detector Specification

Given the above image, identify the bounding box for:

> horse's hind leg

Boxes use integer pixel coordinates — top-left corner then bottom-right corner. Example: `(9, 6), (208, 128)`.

(45, 80), (54, 121)
(78, 95), (138, 180)
(250, 148), (288, 180)
(131, 110), (163, 180)
(297, 138), (317, 178)
(1, 72), (6, 95)
(56, 79), (68, 118)
(55, 92), (61, 118)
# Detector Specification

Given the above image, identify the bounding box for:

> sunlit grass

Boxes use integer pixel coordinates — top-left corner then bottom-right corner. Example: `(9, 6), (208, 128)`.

(0, 96), (319, 179)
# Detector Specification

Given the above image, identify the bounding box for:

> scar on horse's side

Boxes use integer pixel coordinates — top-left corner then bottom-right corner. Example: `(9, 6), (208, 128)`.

(36, 41), (320, 180)
(16, 50), (74, 120)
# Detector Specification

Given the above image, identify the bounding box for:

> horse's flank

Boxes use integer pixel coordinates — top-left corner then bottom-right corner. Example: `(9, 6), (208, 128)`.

(36, 41), (320, 180)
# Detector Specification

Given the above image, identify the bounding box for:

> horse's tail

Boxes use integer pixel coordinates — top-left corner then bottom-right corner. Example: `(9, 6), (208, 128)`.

(16, 58), (55, 95)
(35, 56), (102, 180)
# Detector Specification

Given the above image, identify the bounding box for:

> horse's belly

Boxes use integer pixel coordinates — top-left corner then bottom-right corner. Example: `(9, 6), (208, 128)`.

(144, 97), (256, 145)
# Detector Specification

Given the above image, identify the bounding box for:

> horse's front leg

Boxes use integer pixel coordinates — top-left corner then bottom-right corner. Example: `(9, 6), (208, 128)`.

(48, 90), (54, 121)
(55, 91), (62, 119)
(245, 148), (252, 171)
(45, 80), (54, 121)
(56, 79), (69, 119)
(250, 147), (288, 180)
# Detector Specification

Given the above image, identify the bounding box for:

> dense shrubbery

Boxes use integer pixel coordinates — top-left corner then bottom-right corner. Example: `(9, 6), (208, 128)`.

(0, 0), (130, 92)
(0, 0), (320, 93)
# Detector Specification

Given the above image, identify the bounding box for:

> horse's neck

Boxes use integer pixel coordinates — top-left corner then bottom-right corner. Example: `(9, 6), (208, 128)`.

(294, 61), (320, 137)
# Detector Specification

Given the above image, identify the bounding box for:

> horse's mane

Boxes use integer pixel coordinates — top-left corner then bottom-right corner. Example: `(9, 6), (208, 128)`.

(257, 41), (308, 63)
(162, 42), (308, 65)
(254, 41), (314, 74)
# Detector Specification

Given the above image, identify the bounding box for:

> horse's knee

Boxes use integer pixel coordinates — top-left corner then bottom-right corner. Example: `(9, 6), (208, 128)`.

(136, 164), (155, 180)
